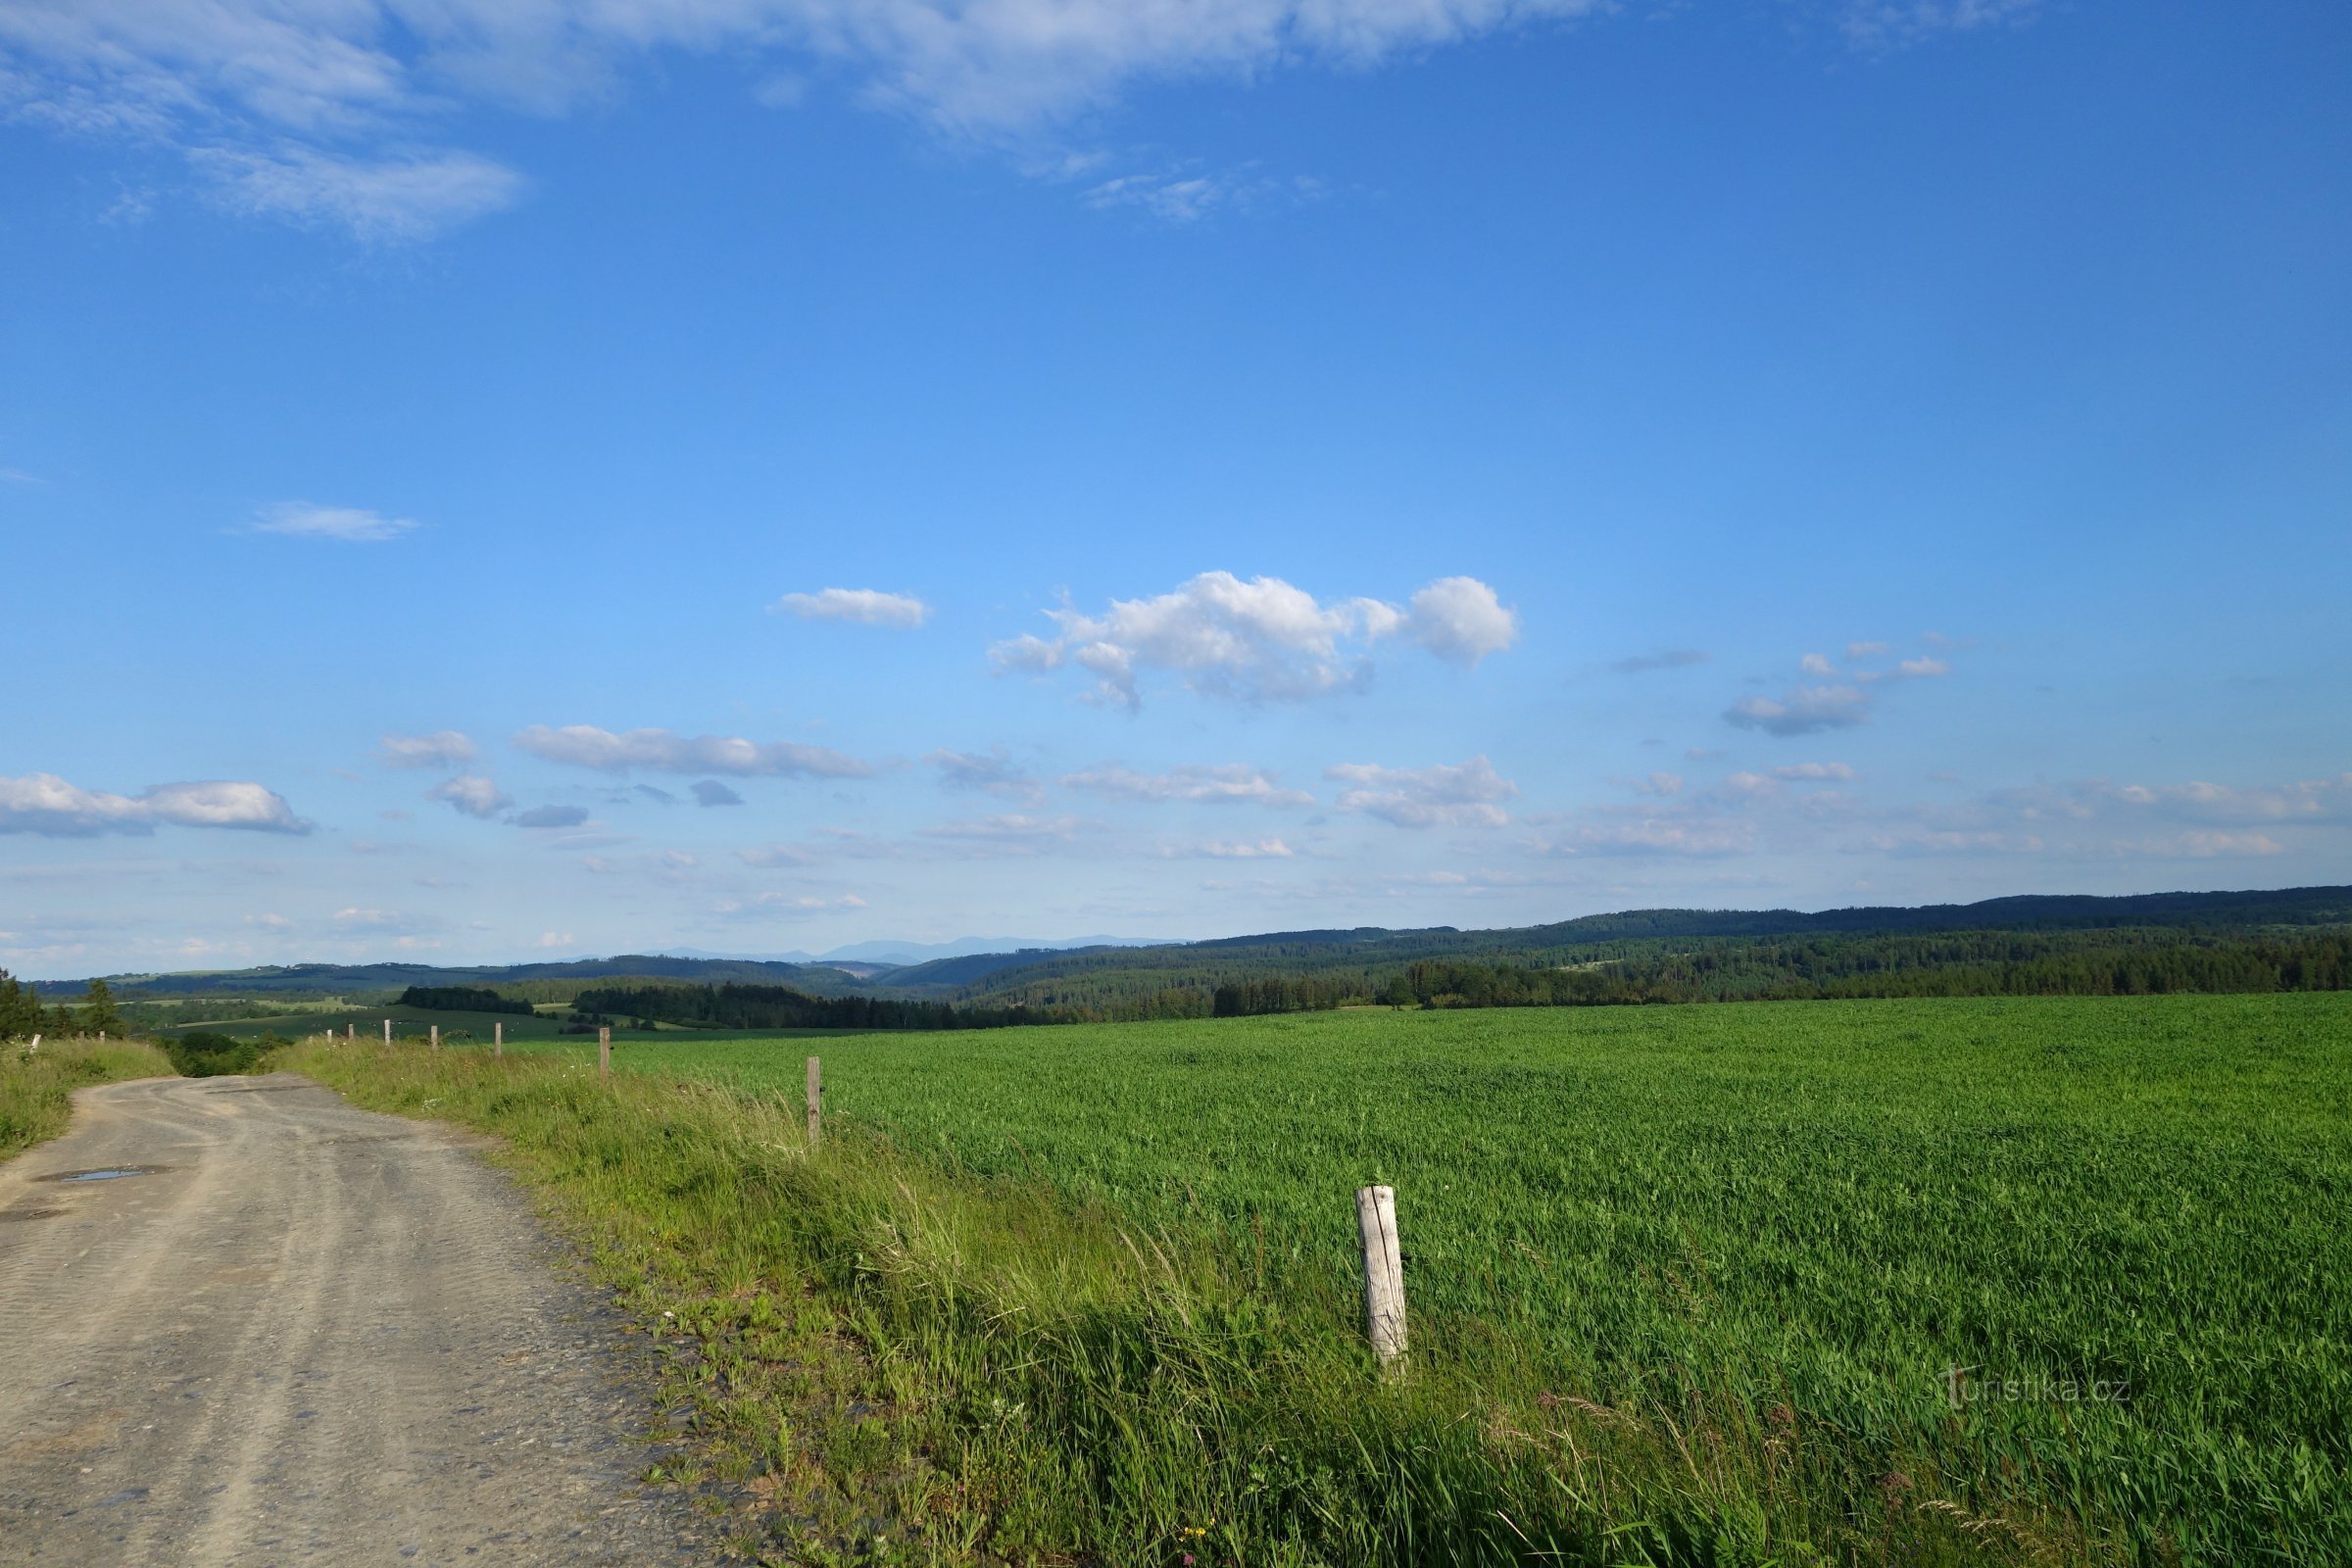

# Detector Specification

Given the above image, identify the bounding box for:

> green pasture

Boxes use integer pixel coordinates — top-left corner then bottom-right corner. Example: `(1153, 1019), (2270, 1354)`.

(506, 993), (2352, 1560)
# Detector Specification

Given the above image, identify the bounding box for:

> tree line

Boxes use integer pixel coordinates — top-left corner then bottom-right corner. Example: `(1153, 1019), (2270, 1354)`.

(0, 973), (125, 1040)
(571, 982), (1049, 1032)
(1021, 928), (2352, 1020)
(396, 985), (536, 1016)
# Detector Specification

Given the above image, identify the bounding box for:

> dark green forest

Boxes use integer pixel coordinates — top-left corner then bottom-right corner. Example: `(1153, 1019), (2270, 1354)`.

(570, 983), (1047, 1032)
(397, 985), (536, 1016)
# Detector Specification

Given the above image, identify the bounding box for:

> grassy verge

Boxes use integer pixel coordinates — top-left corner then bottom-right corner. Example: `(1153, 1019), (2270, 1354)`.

(0, 1035), (180, 1160)
(282, 1035), (2156, 1568)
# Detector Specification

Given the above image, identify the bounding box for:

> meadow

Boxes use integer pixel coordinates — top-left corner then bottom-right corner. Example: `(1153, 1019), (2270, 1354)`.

(0, 1035), (178, 1160)
(304, 994), (2350, 1563)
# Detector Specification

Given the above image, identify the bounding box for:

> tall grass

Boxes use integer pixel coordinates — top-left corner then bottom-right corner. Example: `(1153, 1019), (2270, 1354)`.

(281, 1002), (2339, 1567)
(0, 1035), (179, 1160)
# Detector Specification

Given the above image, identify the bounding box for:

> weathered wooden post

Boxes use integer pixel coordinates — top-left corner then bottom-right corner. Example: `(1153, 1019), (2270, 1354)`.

(383, 1018), (392, 1047)
(346, 1023), (354, 1040)
(430, 1024), (440, 1050)
(806, 1056), (822, 1149)
(1355, 1185), (1408, 1372)
(494, 1021), (504, 1056)
(599, 1025), (612, 1080)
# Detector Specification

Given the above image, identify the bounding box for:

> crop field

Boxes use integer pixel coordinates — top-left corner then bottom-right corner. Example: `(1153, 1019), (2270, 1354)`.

(505, 993), (2352, 1561)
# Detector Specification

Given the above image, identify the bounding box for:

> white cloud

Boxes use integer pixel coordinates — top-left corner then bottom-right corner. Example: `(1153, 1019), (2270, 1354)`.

(1540, 818), (1759, 858)
(714, 891), (866, 920)
(536, 930), (575, 948)
(1895, 657), (1950, 678)
(250, 501), (417, 540)
(1610, 649), (1708, 675)
(1845, 640), (1890, 660)
(918, 812), (1088, 844)
(1632, 771), (1683, 797)
(993, 570), (1513, 709)
(379, 730), (475, 768)
(1327, 756), (1517, 829)
(0, 772), (310, 836)
(0, 1), (2024, 240)
(1774, 761), (1856, 781)
(1180, 837), (1296, 858)
(929, 748), (1043, 804)
(192, 145), (522, 241)
(772, 587), (930, 627)
(1404, 576), (1520, 663)
(736, 844), (817, 868)
(425, 773), (510, 819)
(514, 724), (871, 778)
(1800, 652), (1836, 676)
(1724, 684), (1872, 737)
(1060, 762), (1312, 808)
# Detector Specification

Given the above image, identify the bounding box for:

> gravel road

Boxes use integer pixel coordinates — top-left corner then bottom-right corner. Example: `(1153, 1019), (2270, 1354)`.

(0, 1072), (726, 1566)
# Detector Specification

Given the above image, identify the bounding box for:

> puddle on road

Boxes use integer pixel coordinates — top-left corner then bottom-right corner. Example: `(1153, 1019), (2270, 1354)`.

(33, 1166), (171, 1184)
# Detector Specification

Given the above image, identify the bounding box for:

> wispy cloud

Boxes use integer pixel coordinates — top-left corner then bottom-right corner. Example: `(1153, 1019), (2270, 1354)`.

(994, 571), (1517, 709)
(1327, 756), (1517, 829)
(191, 145), (523, 242)
(251, 502), (416, 541)
(514, 724), (872, 779)
(0, 773), (311, 836)
(691, 780), (746, 808)
(772, 587), (931, 628)
(1060, 762), (1312, 808)
(1609, 649), (1708, 674)
(929, 748), (1043, 805)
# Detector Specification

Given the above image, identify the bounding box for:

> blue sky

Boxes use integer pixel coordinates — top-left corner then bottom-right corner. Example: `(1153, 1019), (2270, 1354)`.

(3, 0), (2347, 977)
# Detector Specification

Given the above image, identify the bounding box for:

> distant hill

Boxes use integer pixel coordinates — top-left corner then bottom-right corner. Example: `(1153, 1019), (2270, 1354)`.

(44, 887), (2349, 1004)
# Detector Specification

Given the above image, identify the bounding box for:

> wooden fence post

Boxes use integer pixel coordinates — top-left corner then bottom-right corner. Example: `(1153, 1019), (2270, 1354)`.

(494, 1021), (504, 1056)
(383, 1018), (392, 1047)
(806, 1056), (821, 1149)
(599, 1025), (612, 1080)
(1355, 1184), (1408, 1371)
(430, 1024), (440, 1050)
(26, 1035), (38, 1052)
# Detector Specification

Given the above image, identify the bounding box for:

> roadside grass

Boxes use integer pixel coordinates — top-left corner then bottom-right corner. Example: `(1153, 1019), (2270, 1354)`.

(0, 1035), (180, 1160)
(281, 1026), (2175, 1567)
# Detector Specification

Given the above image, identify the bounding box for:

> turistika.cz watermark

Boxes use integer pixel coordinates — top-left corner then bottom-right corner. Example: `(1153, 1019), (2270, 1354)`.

(1943, 1364), (2132, 1411)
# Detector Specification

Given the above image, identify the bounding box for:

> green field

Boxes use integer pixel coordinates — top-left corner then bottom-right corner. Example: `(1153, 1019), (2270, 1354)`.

(500, 993), (2352, 1561)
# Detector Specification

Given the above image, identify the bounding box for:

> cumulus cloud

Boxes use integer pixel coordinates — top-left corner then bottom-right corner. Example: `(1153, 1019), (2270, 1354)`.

(772, 587), (930, 628)
(0, 773), (311, 836)
(379, 730), (475, 768)
(514, 724), (871, 778)
(993, 570), (1515, 709)
(1327, 756), (1517, 829)
(251, 501), (417, 541)
(691, 780), (745, 808)
(426, 773), (512, 819)
(1060, 762), (1312, 808)
(928, 748), (1043, 804)
(1724, 685), (1872, 737)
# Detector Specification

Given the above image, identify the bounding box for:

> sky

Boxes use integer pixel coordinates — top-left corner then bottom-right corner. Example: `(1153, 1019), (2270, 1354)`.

(2, 0), (2348, 979)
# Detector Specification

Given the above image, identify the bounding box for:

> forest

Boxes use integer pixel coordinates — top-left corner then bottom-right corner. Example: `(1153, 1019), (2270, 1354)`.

(396, 985), (537, 1016)
(570, 982), (1047, 1033)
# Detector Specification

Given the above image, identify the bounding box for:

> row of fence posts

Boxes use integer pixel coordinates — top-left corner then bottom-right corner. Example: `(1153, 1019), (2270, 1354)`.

(363, 1031), (1409, 1372)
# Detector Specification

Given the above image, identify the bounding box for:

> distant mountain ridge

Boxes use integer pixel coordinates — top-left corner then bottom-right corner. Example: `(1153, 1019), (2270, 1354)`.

(46, 886), (2348, 998)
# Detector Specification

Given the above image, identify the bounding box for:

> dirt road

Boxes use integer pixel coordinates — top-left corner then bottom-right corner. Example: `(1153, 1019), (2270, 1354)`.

(0, 1072), (722, 1566)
